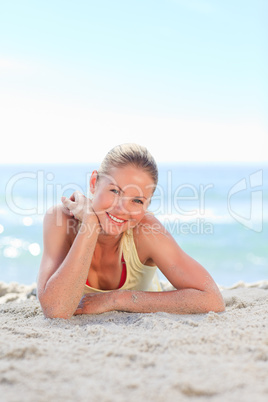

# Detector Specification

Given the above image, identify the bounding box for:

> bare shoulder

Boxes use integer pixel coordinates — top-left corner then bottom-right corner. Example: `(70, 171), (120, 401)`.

(133, 213), (173, 266)
(38, 204), (78, 293)
(43, 204), (79, 246)
(44, 203), (70, 222)
(134, 213), (171, 242)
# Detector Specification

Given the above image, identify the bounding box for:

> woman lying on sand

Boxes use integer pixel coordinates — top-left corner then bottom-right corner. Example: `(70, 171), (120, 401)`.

(37, 143), (225, 319)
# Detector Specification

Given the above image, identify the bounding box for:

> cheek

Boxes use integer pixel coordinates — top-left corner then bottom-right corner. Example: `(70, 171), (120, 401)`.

(130, 208), (146, 222)
(93, 191), (114, 210)
(131, 202), (151, 223)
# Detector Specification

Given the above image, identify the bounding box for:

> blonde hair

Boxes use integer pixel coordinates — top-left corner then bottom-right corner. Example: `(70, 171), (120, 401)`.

(97, 143), (158, 189)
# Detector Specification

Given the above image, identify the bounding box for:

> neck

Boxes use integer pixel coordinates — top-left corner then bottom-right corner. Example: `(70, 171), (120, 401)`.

(96, 232), (123, 252)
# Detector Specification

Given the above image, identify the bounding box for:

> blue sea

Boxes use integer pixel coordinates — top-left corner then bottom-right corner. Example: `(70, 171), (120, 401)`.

(0, 163), (267, 287)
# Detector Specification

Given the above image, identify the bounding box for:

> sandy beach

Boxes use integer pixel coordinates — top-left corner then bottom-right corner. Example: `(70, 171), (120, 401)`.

(0, 281), (268, 402)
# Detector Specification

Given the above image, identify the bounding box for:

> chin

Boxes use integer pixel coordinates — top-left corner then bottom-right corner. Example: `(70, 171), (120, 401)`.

(100, 220), (135, 236)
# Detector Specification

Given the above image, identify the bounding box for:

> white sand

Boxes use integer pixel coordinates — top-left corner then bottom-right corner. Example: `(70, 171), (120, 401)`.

(0, 281), (268, 402)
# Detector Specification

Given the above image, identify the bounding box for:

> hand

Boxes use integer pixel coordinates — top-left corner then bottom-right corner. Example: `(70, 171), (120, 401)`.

(73, 292), (117, 315)
(61, 191), (98, 223)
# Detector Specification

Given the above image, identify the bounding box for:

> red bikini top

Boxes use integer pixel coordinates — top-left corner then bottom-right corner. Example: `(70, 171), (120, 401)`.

(86, 255), (127, 289)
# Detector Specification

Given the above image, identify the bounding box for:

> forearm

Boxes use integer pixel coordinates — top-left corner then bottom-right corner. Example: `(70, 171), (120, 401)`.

(40, 217), (99, 318)
(114, 288), (225, 315)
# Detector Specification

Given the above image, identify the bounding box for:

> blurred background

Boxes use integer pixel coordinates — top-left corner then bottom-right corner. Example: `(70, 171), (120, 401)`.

(1, 0), (267, 286)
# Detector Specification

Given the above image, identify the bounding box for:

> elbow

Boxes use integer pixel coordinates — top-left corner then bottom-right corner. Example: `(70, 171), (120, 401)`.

(206, 292), (225, 314)
(209, 301), (225, 314)
(215, 299), (225, 313)
(38, 295), (74, 320)
(216, 296), (225, 312)
(43, 308), (73, 320)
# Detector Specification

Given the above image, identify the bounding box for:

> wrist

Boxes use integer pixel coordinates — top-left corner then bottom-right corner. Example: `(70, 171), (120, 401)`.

(112, 289), (127, 312)
(82, 210), (98, 224)
(79, 214), (100, 236)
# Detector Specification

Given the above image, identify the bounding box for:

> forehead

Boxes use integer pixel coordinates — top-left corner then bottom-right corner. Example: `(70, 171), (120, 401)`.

(102, 165), (154, 195)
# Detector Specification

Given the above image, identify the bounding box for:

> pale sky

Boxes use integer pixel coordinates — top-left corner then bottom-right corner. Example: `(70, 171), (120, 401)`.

(1, 0), (267, 164)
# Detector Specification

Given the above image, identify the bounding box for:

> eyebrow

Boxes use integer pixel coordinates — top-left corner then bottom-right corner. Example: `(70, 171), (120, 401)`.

(109, 183), (148, 199)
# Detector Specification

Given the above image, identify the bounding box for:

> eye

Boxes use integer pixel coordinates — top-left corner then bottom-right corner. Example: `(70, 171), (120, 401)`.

(110, 188), (120, 195)
(133, 198), (144, 205)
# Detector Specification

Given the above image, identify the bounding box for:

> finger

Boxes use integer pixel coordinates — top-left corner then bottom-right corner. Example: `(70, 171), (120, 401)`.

(61, 197), (75, 217)
(73, 190), (83, 201)
(61, 196), (72, 207)
(61, 197), (73, 209)
(61, 196), (70, 211)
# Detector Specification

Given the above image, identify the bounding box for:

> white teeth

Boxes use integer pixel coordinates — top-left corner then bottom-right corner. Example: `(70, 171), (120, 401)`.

(108, 213), (125, 223)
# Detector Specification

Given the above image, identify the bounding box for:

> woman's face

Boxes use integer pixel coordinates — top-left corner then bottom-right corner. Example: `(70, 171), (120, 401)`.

(90, 165), (155, 236)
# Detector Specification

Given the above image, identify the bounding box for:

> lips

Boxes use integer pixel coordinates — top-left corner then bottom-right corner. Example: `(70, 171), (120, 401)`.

(106, 212), (127, 225)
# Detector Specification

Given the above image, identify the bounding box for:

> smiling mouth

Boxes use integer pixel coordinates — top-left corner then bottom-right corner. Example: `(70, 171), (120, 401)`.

(106, 212), (128, 225)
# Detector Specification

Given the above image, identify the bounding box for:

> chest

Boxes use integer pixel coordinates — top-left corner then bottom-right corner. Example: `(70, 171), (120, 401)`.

(88, 254), (123, 290)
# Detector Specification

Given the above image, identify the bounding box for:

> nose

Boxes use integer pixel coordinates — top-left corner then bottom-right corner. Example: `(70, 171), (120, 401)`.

(114, 196), (131, 216)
